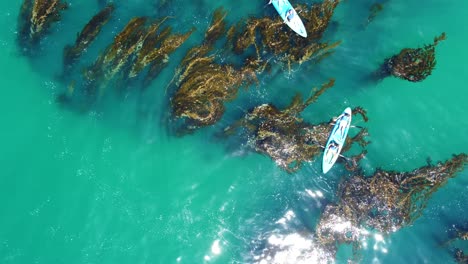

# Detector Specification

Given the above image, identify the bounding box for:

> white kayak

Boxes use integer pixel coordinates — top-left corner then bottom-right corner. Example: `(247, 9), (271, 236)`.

(322, 107), (352, 173)
(270, 0), (307, 38)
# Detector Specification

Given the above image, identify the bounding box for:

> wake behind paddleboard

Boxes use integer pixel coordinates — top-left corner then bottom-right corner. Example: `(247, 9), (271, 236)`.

(322, 107), (352, 173)
(270, 0), (307, 38)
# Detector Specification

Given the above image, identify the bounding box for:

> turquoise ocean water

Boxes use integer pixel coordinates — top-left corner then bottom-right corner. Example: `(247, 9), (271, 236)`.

(1, 0), (468, 263)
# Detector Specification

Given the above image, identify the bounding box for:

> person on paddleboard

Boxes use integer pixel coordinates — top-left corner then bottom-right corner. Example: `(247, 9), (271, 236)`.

(267, 0), (294, 22)
(327, 140), (339, 163)
(286, 9), (295, 22)
(338, 112), (350, 137)
(333, 112), (350, 138)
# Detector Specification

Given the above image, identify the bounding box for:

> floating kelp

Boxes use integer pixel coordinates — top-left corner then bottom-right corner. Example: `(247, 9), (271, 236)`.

(455, 249), (468, 264)
(365, 1), (388, 27)
(134, 23), (194, 86)
(83, 16), (147, 96)
(18, 0), (68, 54)
(367, 3), (384, 24)
(227, 0), (340, 68)
(170, 8), (260, 134)
(316, 154), (468, 255)
(444, 227), (468, 246)
(203, 7), (228, 47)
(223, 80), (369, 173)
(171, 56), (258, 133)
(375, 33), (446, 82)
(63, 4), (115, 68)
(169, 2), (343, 134)
(81, 16), (192, 99)
(442, 226), (468, 264)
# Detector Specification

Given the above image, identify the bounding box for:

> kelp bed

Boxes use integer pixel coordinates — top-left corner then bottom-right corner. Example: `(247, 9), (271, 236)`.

(18, 0), (68, 55)
(374, 33), (446, 82)
(227, 0), (341, 66)
(442, 226), (468, 264)
(251, 154), (468, 262)
(315, 154), (468, 257)
(169, 8), (259, 133)
(223, 79), (369, 173)
(15, 0), (467, 262)
(169, 0), (342, 134)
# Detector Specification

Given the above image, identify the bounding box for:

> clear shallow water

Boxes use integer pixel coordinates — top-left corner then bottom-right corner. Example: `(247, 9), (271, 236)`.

(0, 0), (467, 263)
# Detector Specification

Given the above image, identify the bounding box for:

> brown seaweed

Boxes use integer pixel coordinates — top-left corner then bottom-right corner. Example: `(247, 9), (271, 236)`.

(63, 4), (115, 67)
(315, 154), (468, 255)
(223, 79), (369, 173)
(18, 0), (68, 54)
(171, 56), (257, 132)
(365, 1), (388, 27)
(228, 0), (341, 67)
(442, 226), (468, 264)
(129, 18), (172, 77)
(133, 22), (194, 85)
(83, 16), (147, 96)
(169, 8), (260, 133)
(455, 249), (468, 264)
(375, 33), (446, 82)
(82, 16), (193, 99)
(169, 2), (342, 134)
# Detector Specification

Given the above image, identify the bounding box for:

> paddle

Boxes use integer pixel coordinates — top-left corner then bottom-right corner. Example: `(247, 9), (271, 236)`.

(329, 123), (364, 129)
(311, 141), (355, 165)
(337, 153), (355, 163)
(316, 144), (350, 160)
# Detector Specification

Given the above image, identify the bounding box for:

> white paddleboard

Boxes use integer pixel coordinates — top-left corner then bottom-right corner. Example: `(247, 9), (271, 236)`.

(270, 0), (307, 38)
(322, 107), (352, 173)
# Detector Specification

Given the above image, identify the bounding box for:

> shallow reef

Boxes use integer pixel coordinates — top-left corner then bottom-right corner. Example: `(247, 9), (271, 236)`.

(315, 154), (468, 256)
(223, 79), (369, 173)
(17, 0), (68, 54)
(375, 33), (446, 82)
